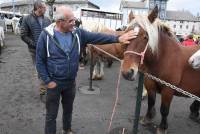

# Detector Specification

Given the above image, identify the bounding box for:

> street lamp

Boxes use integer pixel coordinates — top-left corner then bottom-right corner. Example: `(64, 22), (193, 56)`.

(46, 0), (55, 20)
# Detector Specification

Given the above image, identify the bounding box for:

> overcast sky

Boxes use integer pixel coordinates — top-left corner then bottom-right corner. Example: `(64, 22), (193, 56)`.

(90, 0), (199, 16)
(0, 0), (199, 16)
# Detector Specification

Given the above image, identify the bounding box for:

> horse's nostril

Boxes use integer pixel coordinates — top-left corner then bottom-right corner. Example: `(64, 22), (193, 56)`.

(129, 68), (134, 74)
(127, 68), (134, 77)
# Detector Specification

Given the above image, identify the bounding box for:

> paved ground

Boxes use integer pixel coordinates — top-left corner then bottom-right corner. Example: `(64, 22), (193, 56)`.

(0, 33), (199, 134)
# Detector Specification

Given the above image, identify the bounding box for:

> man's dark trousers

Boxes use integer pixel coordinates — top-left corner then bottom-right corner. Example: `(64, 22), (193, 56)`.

(45, 80), (76, 134)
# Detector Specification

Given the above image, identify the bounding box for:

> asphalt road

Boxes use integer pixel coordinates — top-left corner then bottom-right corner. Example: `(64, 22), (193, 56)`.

(0, 33), (199, 134)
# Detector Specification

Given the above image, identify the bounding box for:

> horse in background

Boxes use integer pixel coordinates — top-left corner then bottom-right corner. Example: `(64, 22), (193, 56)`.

(0, 26), (5, 54)
(75, 19), (124, 79)
(122, 6), (200, 134)
(189, 49), (200, 69)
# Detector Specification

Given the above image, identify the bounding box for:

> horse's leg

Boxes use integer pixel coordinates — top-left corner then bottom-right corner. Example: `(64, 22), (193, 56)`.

(189, 100), (200, 122)
(140, 78), (157, 125)
(107, 58), (113, 68)
(96, 58), (103, 80)
(99, 59), (104, 79)
(83, 47), (89, 65)
(92, 63), (98, 80)
(142, 85), (148, 99)
(157, 88), (174, 134)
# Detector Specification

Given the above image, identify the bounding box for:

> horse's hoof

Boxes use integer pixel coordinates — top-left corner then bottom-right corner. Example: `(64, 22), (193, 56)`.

(142, 89), (148, 97)
(156, 128), (167, 134)
(96, 77), (103, 80)
(189, 113), (200, 123)
(96, 75), (103, 80)
(139, 116), (153, 125)
(91, 75), (97, 80)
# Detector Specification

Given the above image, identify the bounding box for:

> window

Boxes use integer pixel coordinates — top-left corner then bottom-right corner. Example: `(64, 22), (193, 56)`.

(186, 25), (188, 29)
(180, 25), (182, 29)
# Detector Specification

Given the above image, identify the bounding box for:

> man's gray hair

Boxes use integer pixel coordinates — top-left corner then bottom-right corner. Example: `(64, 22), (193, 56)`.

(53, 10), (65, 21)
(33, 0), (45, 11)
(53, 6), (73, 21)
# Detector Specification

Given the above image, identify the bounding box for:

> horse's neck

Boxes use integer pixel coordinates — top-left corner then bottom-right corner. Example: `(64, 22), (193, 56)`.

(143, 32), (179, 73)
(158, 32), (179, 55)
(95, 43), (124, 59)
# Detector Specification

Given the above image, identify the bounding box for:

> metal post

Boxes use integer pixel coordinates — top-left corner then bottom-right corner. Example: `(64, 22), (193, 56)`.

(78, 46), (100, 95)
(89, 49), (94, 91)
(12, 0), (15, 17)
(132, 72), (144, 134)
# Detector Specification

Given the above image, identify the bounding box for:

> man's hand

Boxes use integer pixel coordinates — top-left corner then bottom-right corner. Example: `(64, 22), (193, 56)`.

(47, 81), (57, 89)
(118, 30), (138, 44)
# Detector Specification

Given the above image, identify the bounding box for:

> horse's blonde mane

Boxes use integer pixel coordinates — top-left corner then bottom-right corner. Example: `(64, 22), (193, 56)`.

(128, 15), (174, 53)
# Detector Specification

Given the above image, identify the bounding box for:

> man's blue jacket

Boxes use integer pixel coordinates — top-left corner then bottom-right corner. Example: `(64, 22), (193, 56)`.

(36, 23), (119, 84)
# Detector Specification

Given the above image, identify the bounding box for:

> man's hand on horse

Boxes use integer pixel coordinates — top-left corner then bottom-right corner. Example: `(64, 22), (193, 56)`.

(118, 30), (137, 44)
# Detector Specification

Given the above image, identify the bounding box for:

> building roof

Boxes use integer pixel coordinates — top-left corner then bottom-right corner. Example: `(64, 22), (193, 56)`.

(166, 10), (199, 22)
(0, 0), (99, 9)
(120, 0), (148, 9)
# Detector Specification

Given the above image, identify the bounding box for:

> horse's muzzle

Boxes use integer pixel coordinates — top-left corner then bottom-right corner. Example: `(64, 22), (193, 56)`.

(122, 69), (136, 81)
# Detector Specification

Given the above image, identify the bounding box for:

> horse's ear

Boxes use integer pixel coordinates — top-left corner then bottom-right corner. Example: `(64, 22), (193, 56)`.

(128, 10), (135, 23)
(148, 5), (158, 23)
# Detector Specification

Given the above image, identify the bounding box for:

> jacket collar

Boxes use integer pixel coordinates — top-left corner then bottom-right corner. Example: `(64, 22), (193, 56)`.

(45, 23), (77, 36)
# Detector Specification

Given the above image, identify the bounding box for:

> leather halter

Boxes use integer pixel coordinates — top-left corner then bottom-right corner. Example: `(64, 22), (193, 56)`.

(124, 42), (148, 65)
(123, 24), (149, 65)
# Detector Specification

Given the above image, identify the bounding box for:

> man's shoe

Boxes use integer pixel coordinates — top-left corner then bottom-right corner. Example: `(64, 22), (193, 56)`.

(40, 93), (46, 103)
(62, 129), (74, 134)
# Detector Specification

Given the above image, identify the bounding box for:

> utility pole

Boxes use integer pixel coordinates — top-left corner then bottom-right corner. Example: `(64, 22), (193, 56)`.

(12, 0), (15, 17)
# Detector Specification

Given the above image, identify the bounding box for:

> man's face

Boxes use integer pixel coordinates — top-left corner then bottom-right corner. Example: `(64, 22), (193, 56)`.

(60, 15), (76, 32)
(38, 3), (46, 16)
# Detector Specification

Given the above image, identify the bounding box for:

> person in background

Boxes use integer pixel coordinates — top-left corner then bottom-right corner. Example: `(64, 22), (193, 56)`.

(36, 6), (137, 134)
(182, 34), (196, 46)
(195, 36), (200, 45)
(20, 0), (51, 102)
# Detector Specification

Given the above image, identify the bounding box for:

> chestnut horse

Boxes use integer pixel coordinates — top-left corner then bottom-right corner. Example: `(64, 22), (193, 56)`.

(122, 6), (200, 134)
(75, 19), (124, 79)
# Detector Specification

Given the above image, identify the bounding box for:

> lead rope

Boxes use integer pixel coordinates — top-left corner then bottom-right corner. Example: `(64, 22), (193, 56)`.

(87, 44), (125, 134)
(107, 62), (123, 133)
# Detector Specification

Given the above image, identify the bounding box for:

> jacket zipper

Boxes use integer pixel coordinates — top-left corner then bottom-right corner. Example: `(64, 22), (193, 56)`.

(67, 54), (70, 77)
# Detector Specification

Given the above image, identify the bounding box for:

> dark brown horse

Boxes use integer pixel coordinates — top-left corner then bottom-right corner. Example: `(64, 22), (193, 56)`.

(122, 6), (200, 134)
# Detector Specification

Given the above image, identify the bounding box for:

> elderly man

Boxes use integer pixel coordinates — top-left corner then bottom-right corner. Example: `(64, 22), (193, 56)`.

(36, 6), (136, 134)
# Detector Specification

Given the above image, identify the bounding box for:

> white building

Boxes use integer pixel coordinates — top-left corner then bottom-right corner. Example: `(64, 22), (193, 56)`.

(0, 0), (99, 14)
(0, 0), (122, 30)
(120, 0), (149, 25)
(165, 10), (200, 35)
(120, 0), (200, 35)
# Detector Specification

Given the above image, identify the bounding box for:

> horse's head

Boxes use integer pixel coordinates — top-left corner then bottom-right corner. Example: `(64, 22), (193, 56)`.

(189, 49), (200, 69)
(122, 6), (159, 81)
